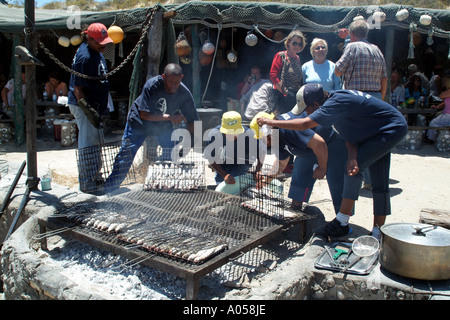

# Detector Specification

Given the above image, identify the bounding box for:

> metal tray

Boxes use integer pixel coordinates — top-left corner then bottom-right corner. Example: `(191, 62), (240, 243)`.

(314, 242), (379, 275)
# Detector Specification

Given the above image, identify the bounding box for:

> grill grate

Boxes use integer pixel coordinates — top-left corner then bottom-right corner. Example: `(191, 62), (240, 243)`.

(39, 187), (305, 299)
(144, 147), (205, 192)
(39, 152), (314, 299)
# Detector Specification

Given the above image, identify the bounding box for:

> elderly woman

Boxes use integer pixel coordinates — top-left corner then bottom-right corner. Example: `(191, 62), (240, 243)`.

(302, 38), (341, 92)
(270, 30), (306, 114)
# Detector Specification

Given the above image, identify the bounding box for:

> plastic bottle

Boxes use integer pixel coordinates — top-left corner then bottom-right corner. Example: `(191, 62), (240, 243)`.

(52, 91), (57, 102)
(43, 86), (48, 101)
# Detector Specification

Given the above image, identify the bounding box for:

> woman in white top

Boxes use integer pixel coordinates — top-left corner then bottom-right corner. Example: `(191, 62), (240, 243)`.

(302, 38), (341, 92)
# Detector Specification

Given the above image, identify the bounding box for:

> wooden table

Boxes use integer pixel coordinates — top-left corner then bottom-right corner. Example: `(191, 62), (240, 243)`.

(36, 100), (73, 121)
(398, 108), (437, 115)
(398, 107), (438, 126)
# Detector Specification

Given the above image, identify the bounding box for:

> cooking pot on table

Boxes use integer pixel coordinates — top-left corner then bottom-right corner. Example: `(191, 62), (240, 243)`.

(380, 223), (450, 281)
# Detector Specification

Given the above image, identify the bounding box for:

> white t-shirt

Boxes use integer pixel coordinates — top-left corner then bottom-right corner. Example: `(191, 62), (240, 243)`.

(4, 79), (26, 106)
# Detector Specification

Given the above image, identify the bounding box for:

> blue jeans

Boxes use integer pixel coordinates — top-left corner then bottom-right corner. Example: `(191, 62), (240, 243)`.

(342, 129), (407, 216)
(288, 137), (347, 214)
(105, 122), (176, 190)
(69, 104), (103, 191)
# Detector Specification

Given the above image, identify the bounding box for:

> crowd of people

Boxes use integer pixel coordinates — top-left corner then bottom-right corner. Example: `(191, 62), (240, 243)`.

(0, 20), (448, 242)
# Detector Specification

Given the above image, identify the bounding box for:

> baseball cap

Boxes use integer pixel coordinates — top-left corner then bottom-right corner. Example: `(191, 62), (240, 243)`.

(85, 23), (113, 45)
(291, 83), (324, 115)
(219, 111), (245, 135)
(250, 112), (274, 139)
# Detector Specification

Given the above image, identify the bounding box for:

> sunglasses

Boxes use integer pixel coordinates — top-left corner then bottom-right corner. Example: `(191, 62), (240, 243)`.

(291, 41), (302, 47)
(315, 46), (326, 50)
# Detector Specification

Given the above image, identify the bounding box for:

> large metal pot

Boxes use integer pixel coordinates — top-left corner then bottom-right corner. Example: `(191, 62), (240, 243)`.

(380, 223), (450, 281)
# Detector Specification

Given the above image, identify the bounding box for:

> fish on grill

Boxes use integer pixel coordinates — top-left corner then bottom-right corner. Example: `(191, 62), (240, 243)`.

(144, 162), (204, 191)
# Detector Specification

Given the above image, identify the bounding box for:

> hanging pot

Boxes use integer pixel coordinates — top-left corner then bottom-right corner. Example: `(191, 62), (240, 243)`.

(227, 27), (238, 63)
(245, 32), (258, 46)
(175, 32), (191, 57)
(409, 31), (422, 47)
(264, 29), (273, 39)
(202, 40), (215, 55)
(380, 223), (450, 281)
(180, 55), (192, 65)
(273, 31), (285, 42)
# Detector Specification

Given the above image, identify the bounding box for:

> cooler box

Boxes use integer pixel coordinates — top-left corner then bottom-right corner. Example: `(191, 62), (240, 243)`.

(53, 119), (64, 141)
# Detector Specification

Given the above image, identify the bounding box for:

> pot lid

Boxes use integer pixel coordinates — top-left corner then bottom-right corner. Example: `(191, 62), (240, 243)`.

(381, 223), (450, 247)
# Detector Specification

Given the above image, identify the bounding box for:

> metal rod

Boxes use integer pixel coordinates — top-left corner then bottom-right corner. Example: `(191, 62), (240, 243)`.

(4, 186), (31, 241)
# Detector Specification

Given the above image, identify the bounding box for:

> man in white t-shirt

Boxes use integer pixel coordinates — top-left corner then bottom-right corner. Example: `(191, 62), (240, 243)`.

(1, 73), (26, 112)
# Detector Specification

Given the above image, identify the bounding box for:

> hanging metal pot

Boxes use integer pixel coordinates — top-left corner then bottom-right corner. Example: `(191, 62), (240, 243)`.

(227, 27), (238, 63)
(380, 223), (450, 281)
(175, 31), (191, 57)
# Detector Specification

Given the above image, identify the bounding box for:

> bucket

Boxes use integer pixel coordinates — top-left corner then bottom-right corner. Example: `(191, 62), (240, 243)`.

(40, 177), (52, 191)
(197, 107), (223, 135)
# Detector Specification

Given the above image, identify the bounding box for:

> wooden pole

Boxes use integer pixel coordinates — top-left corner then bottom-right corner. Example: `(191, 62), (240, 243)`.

(24, 0), (39, 190)
(191, 24), (201, 108)
(384, 26), (395, 104)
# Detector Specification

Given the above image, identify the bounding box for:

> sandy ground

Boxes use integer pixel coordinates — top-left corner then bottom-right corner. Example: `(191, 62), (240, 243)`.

(1, 131), (449, 236)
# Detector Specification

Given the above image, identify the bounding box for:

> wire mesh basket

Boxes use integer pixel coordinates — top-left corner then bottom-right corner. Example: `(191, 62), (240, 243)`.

(238, 163), (297, 221)
(76, 139), (136, 193)
(144, 146), (205, 192)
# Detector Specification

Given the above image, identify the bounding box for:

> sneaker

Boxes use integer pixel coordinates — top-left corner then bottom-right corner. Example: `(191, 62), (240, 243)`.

(315, 218), (351, 238)
(370, 227), (382, 242)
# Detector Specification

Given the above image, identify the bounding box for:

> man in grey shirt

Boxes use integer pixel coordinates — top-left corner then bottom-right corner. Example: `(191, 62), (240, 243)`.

(241, 80), (276, 120)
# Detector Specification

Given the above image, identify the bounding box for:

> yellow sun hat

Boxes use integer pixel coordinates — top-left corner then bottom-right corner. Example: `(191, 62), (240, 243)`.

(250, 112), (275, 139)
(219, 111), (245, 135)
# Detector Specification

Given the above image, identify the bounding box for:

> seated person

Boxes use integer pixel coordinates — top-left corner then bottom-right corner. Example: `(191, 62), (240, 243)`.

(45, 71), (68, 98)
(404, 72), (428, 125)
(426, 76), (450, 143)
(239, 65), (266, 99)
(1, 72), (26, 112)
(428, 65), (444, 103)
(204, 111), (263, 193)
(403, 64), (429, 97)
(390, 70), (405, 108)
(240, 81), (276, 120)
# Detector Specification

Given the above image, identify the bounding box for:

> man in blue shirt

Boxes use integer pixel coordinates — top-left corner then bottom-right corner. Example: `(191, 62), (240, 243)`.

(257, 83), (407, 240)
(68, 23), (113, 193)
(105, 63), (199, 191)
(251, 111), (347, 217)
